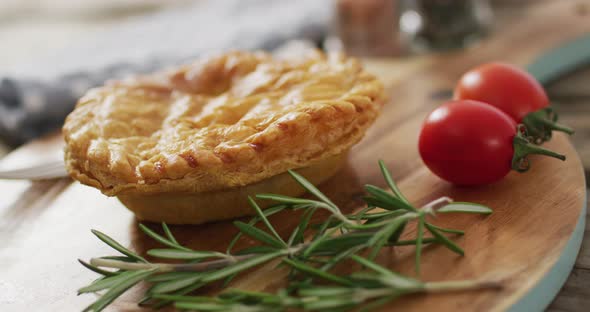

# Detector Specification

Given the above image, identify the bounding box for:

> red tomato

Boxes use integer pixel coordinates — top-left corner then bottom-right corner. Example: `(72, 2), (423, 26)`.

(454, 62), (573, 143)
(419, 100), (565, 186)
(454, 62), (548, 122)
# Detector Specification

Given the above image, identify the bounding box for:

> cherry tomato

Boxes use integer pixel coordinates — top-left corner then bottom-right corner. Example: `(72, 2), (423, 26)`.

(419, 100), (565, 186)
(454, 62), (573, 143)
(454, 63), (547, 121)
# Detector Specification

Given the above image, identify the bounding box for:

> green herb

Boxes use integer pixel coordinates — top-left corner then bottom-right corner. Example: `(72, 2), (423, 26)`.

(78, 161), (498, 311)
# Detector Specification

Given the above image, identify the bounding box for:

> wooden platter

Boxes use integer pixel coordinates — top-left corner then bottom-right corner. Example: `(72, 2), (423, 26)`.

(0, 2), (588, 311)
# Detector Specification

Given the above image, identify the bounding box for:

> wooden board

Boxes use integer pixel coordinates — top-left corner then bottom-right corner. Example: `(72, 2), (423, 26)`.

(0, 1), (588, 311)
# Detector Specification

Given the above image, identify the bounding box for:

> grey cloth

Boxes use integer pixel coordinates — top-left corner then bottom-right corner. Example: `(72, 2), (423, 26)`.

(0, 0), (332, 146)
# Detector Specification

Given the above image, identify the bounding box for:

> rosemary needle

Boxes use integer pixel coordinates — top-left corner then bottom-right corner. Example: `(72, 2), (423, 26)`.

(78, 160), (496, 312)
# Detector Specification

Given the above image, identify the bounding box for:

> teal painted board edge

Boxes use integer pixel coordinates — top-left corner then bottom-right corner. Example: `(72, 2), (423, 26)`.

(509, 34), (590, 311)
(507, 191), (587, 312)
(527, 33), (590, 84)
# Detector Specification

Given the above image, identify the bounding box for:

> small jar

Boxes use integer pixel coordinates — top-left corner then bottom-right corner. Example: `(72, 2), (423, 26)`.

(333, 0), (404, 57)
(399, 0), (493, 52)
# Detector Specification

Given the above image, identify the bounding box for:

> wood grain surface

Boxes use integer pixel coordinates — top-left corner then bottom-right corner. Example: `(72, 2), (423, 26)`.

(0, 1), (589, 311)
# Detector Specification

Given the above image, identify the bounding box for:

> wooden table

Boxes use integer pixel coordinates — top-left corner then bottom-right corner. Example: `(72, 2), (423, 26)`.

(0, 1), (589, 311)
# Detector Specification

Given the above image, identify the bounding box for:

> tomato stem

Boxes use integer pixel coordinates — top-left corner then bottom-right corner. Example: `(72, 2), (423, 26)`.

(511, 125), (566, 172)
(521, 107), (574, 144)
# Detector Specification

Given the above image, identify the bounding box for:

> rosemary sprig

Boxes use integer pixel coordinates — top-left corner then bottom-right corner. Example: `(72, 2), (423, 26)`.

(78, 161), (497, 311)
(148, 256), (501, 312)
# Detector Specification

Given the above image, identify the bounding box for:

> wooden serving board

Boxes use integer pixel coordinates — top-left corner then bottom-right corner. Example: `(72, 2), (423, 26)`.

(0, 2), (588, 311)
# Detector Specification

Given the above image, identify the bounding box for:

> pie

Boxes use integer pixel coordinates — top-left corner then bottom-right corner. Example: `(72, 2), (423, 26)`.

(63, 50), (384, 224)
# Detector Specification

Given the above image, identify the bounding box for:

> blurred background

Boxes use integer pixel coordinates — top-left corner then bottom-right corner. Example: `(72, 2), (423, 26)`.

(0, 0), (190, 70)
(0, 0), (538, 72)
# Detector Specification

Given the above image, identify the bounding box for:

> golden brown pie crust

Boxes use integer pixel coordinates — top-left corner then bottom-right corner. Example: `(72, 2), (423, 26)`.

(63, 50), (384, 197)
(118, 152), (347, 224)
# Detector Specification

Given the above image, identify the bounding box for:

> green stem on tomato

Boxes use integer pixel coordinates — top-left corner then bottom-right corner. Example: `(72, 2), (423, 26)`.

(512, 124), (566, 172)
(521, 107), (574, 144)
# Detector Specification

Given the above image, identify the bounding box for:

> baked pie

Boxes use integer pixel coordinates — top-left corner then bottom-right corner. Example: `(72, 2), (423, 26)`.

(63, 50), (384, 224)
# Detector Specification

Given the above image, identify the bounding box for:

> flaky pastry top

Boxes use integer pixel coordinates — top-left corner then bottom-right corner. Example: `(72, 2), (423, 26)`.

(63, 50), (384, 195)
